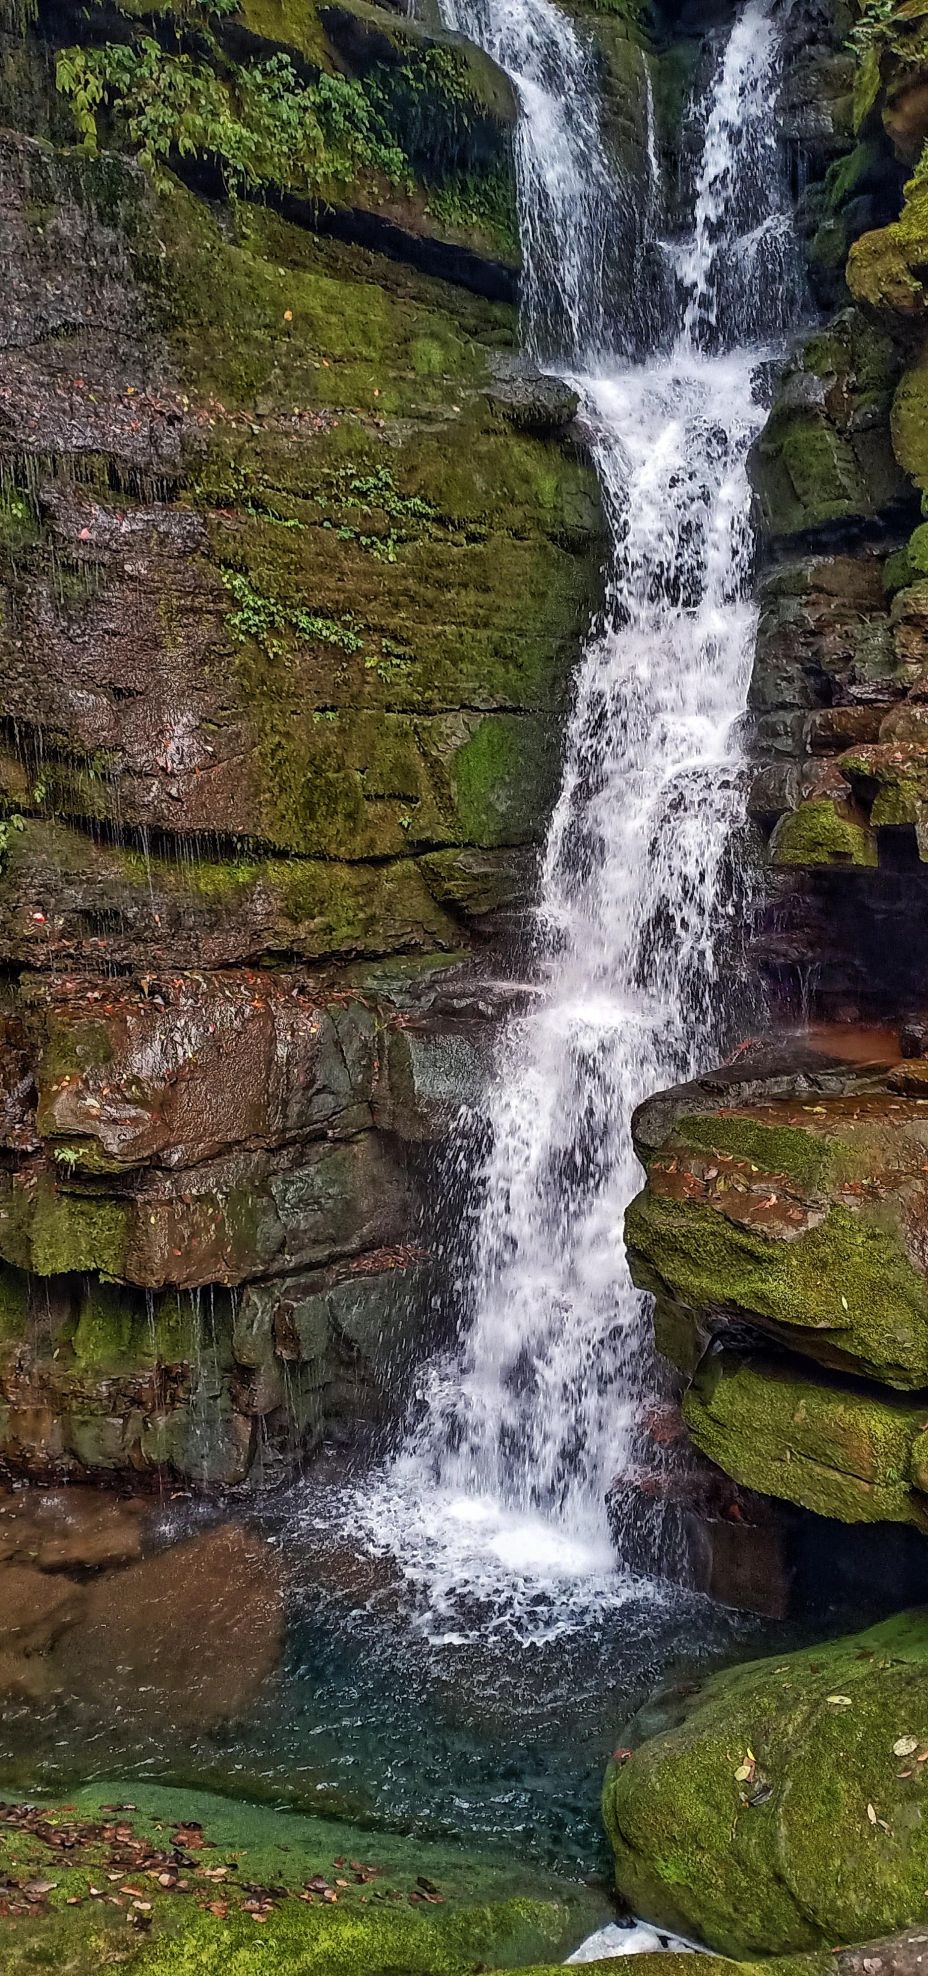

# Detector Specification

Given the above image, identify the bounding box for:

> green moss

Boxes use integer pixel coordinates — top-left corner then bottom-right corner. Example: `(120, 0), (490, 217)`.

(0, 1780), (605, 1975)
(604, 1609), (928, 1956)
(451, 712), (555, 846)
(0, 485), (41, 558)
(908, 518), (928, 572)
(427, 165), (519, 261)
(884, 542), (915, 592)
(0, 1171), (131, 1280)
(157, 185), (494, 416)
(40, 1012), (115, 1085)
(235, 0), (330, 66)
(849, 177), (928, 318)
(625, 1187), (928, 1387)
(684, 1347), (928, 1525)
(70, 1281), (199, 1373)
(676, 1112), (846, 1190)
(893, 359), (928, 493)
(824, 136), (884, 212)
(769, 797), (879, 867)
(754, 412), (870, 539)
(781, 418), (865, 519)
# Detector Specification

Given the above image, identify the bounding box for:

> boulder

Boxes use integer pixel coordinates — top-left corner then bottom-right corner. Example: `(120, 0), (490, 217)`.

(486, 372), (580, 433)
(684, 1346), (928, 1527)
(627, 1059), (928, 1390)
(604, 1609), (928, 1957)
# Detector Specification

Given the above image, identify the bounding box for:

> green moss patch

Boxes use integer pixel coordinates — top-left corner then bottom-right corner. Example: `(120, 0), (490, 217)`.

(0, 1780), (605, 1974)
(626, 1181), (928, 1388)
(684, 1347), (928, 1526)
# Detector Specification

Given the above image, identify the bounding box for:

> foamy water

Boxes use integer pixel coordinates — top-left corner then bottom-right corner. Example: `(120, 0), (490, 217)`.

(314, 0), (804, 1638)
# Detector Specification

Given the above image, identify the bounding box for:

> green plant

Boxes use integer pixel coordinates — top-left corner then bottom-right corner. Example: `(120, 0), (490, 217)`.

(428, 168), (518, 255)
(53, 1146), (83, 1170)
(0, 813), (25, 866)
(56, 40), (408, 195)
(849, 0), (896, 55)
(220, 568), (363, 654)
(312, 463), (442, 562)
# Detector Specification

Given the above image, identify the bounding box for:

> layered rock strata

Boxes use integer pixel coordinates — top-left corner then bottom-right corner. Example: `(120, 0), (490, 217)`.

(0, 0), (614, 1482)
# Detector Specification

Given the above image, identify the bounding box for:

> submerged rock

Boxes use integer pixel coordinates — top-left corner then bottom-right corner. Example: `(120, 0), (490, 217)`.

(48, 1521), (286, 1729)
(604, 1609), (928, 1958)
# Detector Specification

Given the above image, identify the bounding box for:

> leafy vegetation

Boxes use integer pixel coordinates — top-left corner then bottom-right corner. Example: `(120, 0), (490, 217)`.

(428, 168), (518, 256)
(0, 813), (25, 870)
(314, 463), (442, 564)
(56, 39), (408, 194)
(849, 0), (897, 55)
(220, 568), (363, 654)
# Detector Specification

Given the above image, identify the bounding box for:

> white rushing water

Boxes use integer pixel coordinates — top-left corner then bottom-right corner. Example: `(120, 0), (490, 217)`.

(317, 0), (804, 1635)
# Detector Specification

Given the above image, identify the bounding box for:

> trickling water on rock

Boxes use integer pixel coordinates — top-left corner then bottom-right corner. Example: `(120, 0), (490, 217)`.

(315, 0), (806, 1635)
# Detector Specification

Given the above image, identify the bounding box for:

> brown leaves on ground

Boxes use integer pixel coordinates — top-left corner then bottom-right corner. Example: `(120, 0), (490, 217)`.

(0, 1801), (447, 1937)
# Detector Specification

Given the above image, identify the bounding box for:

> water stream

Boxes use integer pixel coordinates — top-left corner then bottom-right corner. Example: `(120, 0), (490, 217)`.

(323, 0), (805, 1635)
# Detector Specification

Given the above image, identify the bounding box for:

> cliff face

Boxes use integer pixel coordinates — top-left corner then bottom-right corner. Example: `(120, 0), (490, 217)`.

(0, 0), (611, 1483)
(629, 0), (928, 1555)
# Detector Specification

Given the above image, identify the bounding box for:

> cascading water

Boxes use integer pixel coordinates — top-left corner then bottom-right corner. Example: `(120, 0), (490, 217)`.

(311, 0), (805, 1634)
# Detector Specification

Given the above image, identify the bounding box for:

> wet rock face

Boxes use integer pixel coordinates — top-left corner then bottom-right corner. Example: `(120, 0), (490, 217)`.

(0, 0), (609, 1485)
(0, 962), (501, 1481)
(747, 0), (928, 1021)
(604, 1608), (928, 1959)
(653, 0), (928, 1543)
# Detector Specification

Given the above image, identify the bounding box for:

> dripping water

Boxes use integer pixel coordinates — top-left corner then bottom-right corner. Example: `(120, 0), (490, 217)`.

(308, 0), (805, 1638)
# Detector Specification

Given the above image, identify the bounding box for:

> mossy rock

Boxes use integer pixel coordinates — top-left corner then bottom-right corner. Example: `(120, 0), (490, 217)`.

(626, 1079), (928, 1388)
(684, 1346), (928, 1527)
(847, 176), (928, 318)
(604, 1609), (928, 1956)
(0, 1779), (607, 1973)
(769, 796), (879, 868)
(892, 357), (928, 496)
(749, 312), (907, 541)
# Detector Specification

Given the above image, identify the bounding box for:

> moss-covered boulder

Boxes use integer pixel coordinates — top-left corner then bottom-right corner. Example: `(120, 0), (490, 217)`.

(684, 1346), (928, 1527)
(749, 310), (907, 541)
(604, 1609), (928, 1957)
(627, 1059), (928, 1389)
(769, 793), (879, 867)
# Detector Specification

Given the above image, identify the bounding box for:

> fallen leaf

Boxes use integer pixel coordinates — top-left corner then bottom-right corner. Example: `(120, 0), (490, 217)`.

(894, 1736), (918, 1757)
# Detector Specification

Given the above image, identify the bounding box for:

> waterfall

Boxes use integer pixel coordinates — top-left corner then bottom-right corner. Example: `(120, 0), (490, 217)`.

(317, 0), (804, 1635)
